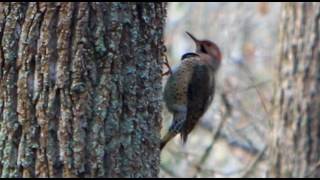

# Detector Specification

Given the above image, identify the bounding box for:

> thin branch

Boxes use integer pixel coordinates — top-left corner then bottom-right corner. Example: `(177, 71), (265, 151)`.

(305, 161), (320, 178)
(160, 164), (179, 178)
(240, 145), (267, 178)
(238, 63), (273, 130)
(224, 79), (272, 95)
(166, 146), (199, 158)
(239, 64), (270, 112)
(193, 92), (233, 177)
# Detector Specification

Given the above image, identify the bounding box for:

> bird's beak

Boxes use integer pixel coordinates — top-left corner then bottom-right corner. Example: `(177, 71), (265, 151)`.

(186, 31), (201, 52)
(186, 31), (199, 44)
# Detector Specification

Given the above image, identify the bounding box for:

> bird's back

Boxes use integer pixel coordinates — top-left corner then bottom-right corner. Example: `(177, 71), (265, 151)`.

(182, 63), (215, 142)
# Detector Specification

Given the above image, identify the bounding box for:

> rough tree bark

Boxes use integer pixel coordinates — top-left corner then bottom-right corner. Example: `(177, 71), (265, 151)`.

(0, 2), (166, 178)
(269, 2), (320, 178)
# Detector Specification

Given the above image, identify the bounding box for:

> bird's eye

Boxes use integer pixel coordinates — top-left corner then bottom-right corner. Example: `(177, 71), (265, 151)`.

(201, 45), (207, 53)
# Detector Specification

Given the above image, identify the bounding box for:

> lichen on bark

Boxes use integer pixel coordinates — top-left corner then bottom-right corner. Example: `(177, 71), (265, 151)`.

(0, 2), (166, 178)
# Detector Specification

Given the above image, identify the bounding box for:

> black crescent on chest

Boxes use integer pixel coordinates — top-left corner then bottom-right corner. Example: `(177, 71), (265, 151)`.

(181, 52), (200, 60)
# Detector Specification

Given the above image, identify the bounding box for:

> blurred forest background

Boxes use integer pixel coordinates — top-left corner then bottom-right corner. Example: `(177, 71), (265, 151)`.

(0, 2), (318, 178)
(160, 2), (281, 178)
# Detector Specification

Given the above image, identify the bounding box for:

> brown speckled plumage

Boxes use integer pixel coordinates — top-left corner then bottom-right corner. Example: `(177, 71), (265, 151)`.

(164, 56), (200, 111)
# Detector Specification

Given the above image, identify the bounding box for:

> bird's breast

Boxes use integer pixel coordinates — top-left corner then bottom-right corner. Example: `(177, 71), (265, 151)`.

(163, 59), (199, 112)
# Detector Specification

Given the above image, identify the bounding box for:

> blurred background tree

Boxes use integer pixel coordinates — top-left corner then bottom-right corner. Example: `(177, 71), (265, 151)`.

(0, 2), (166, 177)
(269, 2), (320, 178)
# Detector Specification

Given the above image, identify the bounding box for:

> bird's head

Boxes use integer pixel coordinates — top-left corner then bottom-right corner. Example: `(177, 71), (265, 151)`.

(186, 32), (222, 62)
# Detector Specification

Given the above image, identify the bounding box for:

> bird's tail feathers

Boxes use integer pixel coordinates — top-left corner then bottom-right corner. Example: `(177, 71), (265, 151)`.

(161, 110), (186, 150)
(180, 130), (189, 144)
(160, 131), (177, 150)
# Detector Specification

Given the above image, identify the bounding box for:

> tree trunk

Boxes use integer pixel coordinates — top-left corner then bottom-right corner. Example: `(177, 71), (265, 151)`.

(269, 2), (320, 178)
(0, 2), (166, 178)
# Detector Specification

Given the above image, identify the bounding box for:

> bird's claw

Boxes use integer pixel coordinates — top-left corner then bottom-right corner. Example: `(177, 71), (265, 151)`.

(162, 55), (172, 77)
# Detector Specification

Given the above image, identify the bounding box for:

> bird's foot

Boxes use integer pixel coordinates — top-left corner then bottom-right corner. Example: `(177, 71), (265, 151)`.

(162, 54), (172, 77)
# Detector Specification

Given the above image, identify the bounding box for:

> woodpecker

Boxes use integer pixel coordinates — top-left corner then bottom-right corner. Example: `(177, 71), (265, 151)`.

(161, 32), (222, 150)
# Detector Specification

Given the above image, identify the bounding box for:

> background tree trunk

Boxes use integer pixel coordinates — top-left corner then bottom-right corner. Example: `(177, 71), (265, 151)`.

(0, 2), (166, 178)
(269, 2), (320, 178)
